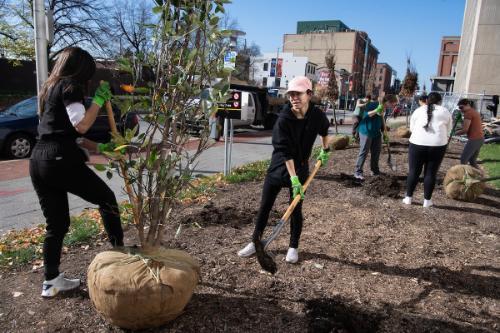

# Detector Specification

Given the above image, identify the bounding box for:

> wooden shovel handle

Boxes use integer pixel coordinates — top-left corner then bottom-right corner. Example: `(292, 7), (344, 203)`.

(104, 99), (138, 223)
(281, 160), (322, 222)
(104, 100), (118, 135)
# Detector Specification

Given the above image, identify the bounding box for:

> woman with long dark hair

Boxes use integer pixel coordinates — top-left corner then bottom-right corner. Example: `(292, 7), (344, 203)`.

(403, 92), (452, 207)
(30, 47), (124, 297)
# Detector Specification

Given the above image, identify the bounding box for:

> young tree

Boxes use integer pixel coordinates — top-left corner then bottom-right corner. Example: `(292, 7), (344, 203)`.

(324, 50), (340, 133)
(100, 0), (231, 250)
(400, 56), (418, 125)
(87, 1), (233, 329)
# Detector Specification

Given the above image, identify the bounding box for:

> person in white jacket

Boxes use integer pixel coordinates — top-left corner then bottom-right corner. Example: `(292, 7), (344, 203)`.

(403, 92), (452, 207)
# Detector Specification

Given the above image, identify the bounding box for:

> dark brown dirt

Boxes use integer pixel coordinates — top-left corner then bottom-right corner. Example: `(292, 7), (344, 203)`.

(1, 136), (499, 333)
(364, 175), (403, 198)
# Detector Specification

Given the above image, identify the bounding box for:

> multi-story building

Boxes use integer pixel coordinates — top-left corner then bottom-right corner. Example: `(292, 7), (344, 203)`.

(375, 63), (393, 97)
(454, 0), (500, 95)
(283, 20), (379, 97)
(251, 52), (317, 92)
(431, 36), (461, 92)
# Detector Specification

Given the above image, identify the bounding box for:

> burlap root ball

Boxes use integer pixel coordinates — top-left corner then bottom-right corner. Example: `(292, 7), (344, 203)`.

(443, 164), (486, 201)
(329, 135), (350, 150)
(87, 247), (200, 330)
(396, 126), (411, 138)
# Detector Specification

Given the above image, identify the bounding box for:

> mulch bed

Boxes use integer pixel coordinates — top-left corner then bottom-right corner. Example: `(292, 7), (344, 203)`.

(1, 137), (499, 332)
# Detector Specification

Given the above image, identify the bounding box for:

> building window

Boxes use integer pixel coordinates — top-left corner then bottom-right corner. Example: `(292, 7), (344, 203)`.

(379, 76), (383, 81)
(380, 68), (383, 74)
(263, 63), (268, 71)
(262, 77), (267, 86)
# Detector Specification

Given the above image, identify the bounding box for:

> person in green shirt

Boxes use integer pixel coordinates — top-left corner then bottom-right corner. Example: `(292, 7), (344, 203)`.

(354, 94), (398, 180)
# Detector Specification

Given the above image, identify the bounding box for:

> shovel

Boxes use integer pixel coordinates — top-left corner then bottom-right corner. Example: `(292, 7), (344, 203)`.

(381, 117), (396, 171)
(254, 160), (322, 274)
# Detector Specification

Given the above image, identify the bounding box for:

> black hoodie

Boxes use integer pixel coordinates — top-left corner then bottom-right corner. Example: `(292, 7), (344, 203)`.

(267, 102), (329, 185)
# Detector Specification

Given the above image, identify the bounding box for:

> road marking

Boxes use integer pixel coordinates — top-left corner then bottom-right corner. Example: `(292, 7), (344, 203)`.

(0, 188), (30, 197)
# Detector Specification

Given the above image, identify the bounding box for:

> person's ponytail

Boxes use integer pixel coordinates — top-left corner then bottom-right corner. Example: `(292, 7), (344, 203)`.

(424, 102), (434, 131)
(423, 92), (442, 131)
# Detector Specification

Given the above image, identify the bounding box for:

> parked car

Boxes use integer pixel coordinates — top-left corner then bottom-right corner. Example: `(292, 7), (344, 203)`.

(0, 97), (139, 159)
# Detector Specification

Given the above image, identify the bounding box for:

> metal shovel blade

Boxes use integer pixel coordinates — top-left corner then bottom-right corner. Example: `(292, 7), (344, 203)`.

(254, 239), (277, 274)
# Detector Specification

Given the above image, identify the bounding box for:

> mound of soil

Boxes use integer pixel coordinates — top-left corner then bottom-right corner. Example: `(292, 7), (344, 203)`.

(364, 175), (402, 198)
(179, 202), (256, 228)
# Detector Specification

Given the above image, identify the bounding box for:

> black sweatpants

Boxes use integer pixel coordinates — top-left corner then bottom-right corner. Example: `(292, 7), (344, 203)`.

(30, 158), (123, 280)
(405, 143), (447, 200)
(252, 174), (305, 249)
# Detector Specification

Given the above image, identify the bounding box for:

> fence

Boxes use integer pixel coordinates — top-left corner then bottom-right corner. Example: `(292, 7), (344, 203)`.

(404, 90), (497, 121)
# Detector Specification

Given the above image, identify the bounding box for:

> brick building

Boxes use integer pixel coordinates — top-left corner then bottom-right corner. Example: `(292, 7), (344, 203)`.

(283, 20), (379, 98)
(375, 63), (393, 97)
(431, 36), (461, 92)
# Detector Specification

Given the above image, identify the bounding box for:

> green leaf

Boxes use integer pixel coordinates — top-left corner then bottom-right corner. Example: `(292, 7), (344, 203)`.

(209, 16), (219, 26)
(106, 171), (113, 180)
(147, 150), (158, 169)
(187, 48), (197, 61)
(221, 83), (230, 96)
(152, 6), (163, 14)
(94, 164), (106, 172)
(220, 29), (233, 37)
(133, 87), (150, 94)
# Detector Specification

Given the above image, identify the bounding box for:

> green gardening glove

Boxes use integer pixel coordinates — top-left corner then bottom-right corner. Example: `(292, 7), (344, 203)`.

(374, 104), (384, 116)
(291, 176), (304, 200)
(92, 81), (112, 107)
(317, 148), (331, 167)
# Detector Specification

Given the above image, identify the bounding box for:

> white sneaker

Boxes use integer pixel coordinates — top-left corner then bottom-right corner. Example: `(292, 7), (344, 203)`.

(285, 248), (299, 264)
(354, 172), (364, 180)
(41, 273), (80, 297)
(423, 199), (433, 208)
(402, 196), (412, 205)
(237, 242), (256, 258)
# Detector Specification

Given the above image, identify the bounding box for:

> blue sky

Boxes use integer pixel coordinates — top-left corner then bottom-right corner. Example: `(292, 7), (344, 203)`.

(226, 0), (465, 88)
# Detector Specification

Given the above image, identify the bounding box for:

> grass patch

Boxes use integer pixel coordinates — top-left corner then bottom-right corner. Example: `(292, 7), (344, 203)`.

(0, 225), (45, 267)
(0, 214), (103, 268)
(479, 143), (500, 189)
(224, 160), (270, 183)
(63, 215), (101, 246)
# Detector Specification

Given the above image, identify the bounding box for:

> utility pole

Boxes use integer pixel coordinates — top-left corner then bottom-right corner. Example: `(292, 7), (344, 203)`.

(33, 0), (48, 105)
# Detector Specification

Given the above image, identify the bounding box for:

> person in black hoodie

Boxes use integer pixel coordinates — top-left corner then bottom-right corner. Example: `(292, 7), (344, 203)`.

(237, 76), (331, 264)
(30, 47), (124, 297)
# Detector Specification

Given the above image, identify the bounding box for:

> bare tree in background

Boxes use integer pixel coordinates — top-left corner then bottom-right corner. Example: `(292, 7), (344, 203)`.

(0, 0), (35, 59)
(365, 62), (377, 97)
(107, 0), (154, 58)
(4, 0), (112, 60)
(400, 56), (419, 126)
(235, 41), (261, 83)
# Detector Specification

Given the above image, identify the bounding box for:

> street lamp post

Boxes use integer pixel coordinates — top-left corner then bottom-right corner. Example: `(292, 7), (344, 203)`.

(33, 0), (48, 105)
